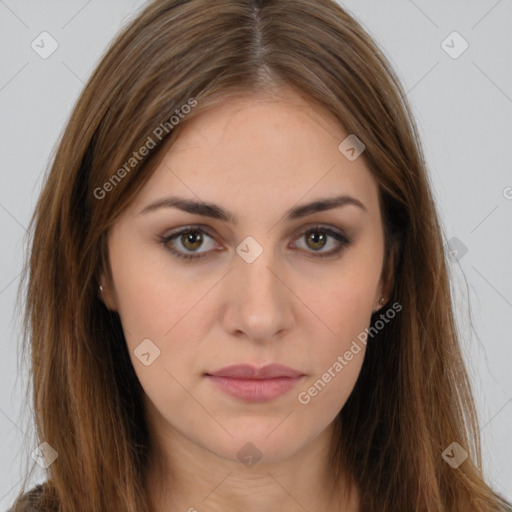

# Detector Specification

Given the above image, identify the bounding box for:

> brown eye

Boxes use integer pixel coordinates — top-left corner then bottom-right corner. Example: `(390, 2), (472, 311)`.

(293, 226), (349, 259)
(160, 226), (217, 261)
(305, 231), (328, 251)
(181, 231), (204, 251)
(160, 224), (349, 263)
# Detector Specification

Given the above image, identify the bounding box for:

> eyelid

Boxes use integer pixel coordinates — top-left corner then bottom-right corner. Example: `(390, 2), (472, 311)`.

(289, 224), (349, 258)
(160, 223), (350, 261)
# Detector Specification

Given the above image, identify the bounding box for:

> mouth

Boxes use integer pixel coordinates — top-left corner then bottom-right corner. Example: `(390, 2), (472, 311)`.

(204, 363), (306, 402)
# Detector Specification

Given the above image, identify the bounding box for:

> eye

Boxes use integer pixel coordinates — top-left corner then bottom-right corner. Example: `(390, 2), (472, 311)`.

(291, 225), (349, 259)
(160, 226), (218, 262)
(159, 224), (350, 262)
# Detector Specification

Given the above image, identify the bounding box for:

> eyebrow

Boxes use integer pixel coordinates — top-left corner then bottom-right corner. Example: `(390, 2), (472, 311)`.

(138, 194), (367, 224)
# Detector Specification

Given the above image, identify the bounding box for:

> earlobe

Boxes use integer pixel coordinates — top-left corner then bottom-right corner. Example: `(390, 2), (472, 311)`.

(374, 240), (399, 313)
(373, 295), (386, 313)
(98, 275), (118, 311)
(98, 283), (110, 309)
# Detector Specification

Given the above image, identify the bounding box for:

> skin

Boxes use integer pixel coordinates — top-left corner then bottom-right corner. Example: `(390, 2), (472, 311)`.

(100, 87), (392, 512)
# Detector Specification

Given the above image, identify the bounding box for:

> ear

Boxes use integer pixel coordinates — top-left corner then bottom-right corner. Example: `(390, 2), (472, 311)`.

(98, 272), (118, 312)
(373, 239), (399, 312)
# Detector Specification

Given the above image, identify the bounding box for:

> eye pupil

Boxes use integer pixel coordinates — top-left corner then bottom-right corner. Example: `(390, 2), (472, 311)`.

(306, 231), (326, 250)
(182, 231), (203, 250)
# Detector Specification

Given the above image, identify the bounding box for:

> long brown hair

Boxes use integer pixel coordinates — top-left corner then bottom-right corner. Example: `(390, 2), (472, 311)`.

(12, 0), (511, 511)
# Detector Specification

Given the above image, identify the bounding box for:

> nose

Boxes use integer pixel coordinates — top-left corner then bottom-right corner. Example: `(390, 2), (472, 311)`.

(221, 247), (295, 343)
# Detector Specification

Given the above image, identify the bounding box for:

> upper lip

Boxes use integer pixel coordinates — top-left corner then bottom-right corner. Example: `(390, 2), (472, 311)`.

(206, 363), (304, 379)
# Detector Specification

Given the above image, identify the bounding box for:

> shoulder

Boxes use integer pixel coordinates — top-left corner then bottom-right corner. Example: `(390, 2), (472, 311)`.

(6, 483), (45, 512)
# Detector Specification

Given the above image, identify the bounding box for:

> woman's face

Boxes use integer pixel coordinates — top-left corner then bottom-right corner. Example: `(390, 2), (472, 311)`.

(102, 89), (388, 466)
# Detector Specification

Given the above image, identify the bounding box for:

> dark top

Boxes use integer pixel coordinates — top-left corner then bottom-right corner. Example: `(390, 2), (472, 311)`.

(6, 484), (44, 512)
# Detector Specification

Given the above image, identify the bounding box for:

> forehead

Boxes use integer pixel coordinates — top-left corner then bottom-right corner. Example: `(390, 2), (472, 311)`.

(128, 90), (380, 221)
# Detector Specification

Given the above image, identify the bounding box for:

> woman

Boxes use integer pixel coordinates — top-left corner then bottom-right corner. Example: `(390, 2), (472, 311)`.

(10, 0), (512, 510)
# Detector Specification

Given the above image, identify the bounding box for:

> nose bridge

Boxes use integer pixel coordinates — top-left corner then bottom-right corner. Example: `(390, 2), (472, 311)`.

(239, 250), (278, 299)
(226, 236), (291, 340)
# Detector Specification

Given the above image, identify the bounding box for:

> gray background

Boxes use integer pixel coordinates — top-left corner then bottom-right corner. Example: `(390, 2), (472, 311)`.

(1, 0), (511, 506)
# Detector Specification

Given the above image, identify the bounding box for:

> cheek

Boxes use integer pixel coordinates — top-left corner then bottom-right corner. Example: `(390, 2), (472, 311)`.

(302, 263), (378, 350)
(295, 282), (371, 415)
(109, 233), (189, 338)
(294, 254), (380, 409)
(108, 236), (210, 393)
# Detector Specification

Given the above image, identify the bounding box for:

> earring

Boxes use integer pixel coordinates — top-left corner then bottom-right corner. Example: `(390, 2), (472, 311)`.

(379, 297), (385, 305)
(99, 285), (104, 293)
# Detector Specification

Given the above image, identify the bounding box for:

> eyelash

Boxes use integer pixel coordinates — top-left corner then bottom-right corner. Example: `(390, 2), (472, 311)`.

(159, 224), (350, 263)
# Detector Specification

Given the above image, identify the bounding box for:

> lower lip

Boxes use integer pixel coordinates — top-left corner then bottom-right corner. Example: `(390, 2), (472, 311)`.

(206, 375), (304, 402)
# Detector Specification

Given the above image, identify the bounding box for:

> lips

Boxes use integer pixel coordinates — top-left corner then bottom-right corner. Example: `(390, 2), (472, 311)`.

(205, 364), (305, 402)
(206, 363), (304, 379)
